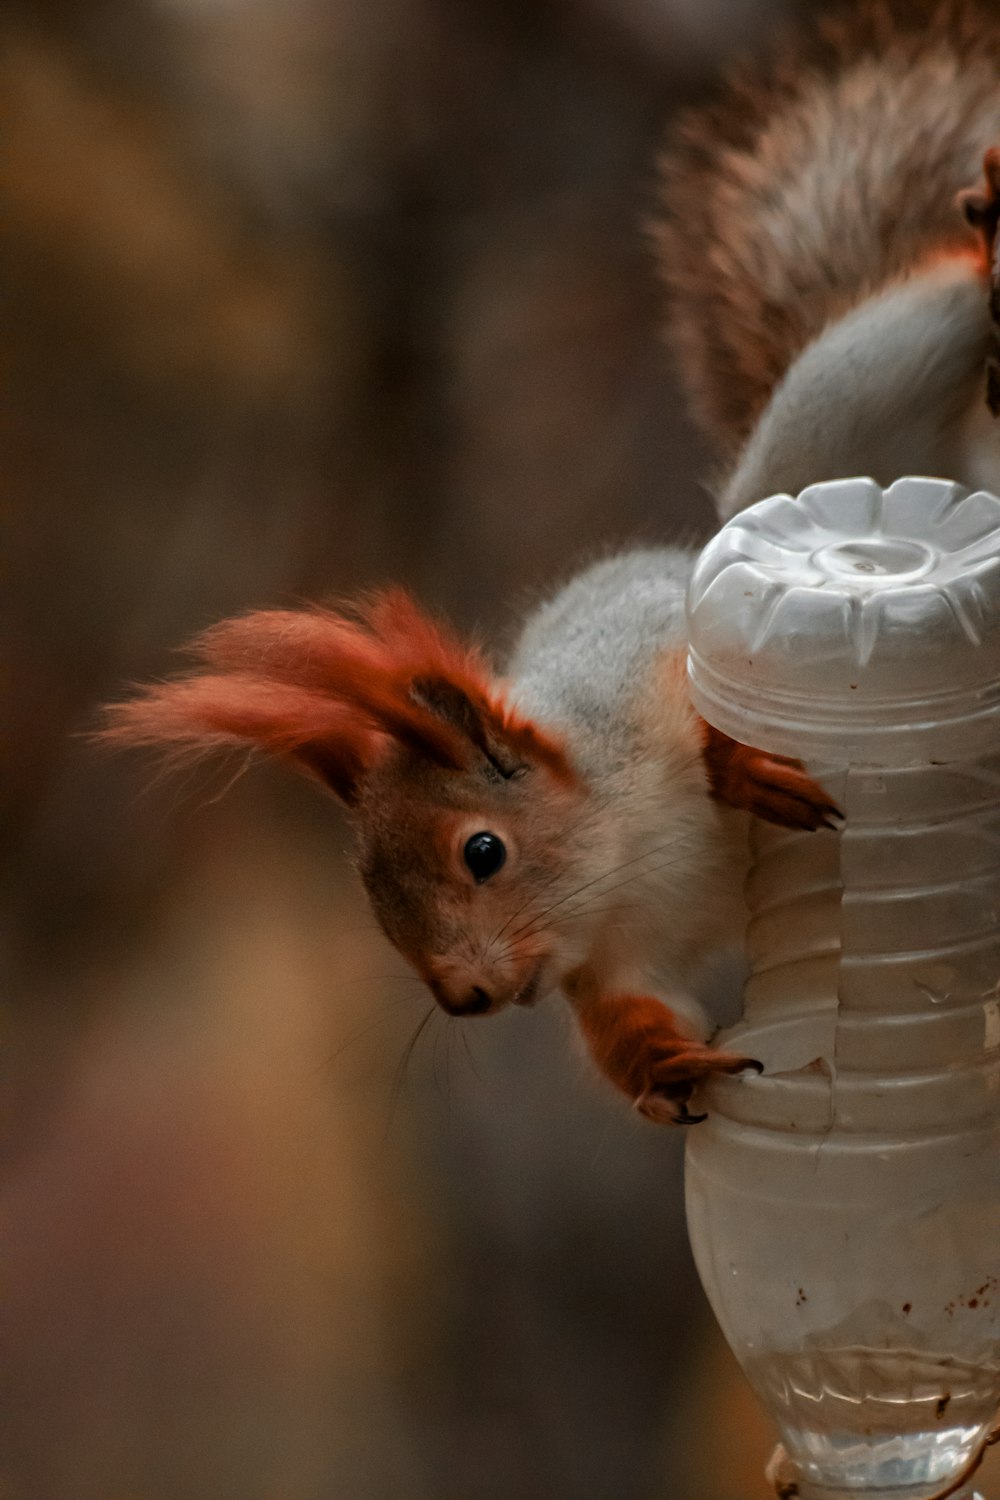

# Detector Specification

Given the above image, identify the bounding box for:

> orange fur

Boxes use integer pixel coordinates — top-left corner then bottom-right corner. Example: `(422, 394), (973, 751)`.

(570, 983), (760, 1125)
(101, 589), (575, 803)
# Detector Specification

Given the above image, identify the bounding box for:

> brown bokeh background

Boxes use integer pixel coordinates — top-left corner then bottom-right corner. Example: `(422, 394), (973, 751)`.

(10, 4), (999, 1498)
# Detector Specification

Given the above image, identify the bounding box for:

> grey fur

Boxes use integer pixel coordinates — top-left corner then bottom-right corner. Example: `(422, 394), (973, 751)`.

(507, 546), (749, 1015)
(509, 548), (693, 773)
(722, 260), (998, 517)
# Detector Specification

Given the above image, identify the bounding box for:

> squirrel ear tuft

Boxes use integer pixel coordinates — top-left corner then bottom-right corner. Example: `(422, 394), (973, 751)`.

(99, 672), (385, 806)
(99, 590), (578, 803)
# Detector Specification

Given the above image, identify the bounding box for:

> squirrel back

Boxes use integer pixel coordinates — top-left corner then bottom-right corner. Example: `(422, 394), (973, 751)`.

(657, 0), (1000, 472)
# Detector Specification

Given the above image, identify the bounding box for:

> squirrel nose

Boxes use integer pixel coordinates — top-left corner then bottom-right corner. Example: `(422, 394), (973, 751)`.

(440, 985), (492, 1017)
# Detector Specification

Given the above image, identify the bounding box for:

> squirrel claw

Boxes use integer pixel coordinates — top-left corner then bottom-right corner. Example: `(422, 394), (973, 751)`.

(959, 147), (1000, 417)
(636, 1089), (705, 1125)
(674, 1103), (708, 1126)
(959, 146), (1000, 259)
(636, 1048), (762, 1126)
(637, 1085), (710, 1126)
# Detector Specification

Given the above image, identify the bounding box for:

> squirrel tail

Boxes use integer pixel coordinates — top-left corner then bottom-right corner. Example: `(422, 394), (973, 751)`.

(655, 0), (1000, 457)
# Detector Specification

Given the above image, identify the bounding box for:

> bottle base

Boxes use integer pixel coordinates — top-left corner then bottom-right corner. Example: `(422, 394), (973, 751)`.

(747, 1347), (998, 1498)
(793, 1485), (985, 1500)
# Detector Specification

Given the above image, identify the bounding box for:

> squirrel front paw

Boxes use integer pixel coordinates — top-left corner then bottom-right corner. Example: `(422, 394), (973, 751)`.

(700, 722), (841, 832)
(577, 991), (761, 1126)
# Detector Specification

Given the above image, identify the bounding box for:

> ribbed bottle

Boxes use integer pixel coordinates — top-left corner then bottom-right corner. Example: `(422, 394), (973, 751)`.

(685, 477), (1000, 1500)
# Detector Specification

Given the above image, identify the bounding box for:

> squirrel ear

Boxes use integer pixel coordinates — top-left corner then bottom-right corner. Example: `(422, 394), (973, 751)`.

(410, 672), (577, 785)
(409, 675), (522, 779)
(358, 588), (577, 784)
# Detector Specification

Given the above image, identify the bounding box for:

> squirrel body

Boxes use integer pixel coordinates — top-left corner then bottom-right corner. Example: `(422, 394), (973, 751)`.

(507, 548), (748, 991)
(105, 0), (998, 1122)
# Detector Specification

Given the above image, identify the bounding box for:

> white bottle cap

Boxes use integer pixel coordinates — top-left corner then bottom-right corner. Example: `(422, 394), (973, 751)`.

(686, 476), (1000, 764)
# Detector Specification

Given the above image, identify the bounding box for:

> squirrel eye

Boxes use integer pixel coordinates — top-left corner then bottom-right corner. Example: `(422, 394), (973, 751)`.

(463, 831), (506, 882)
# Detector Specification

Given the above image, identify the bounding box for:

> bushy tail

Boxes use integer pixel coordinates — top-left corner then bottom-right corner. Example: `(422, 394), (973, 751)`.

(656, 0), (1000, 456)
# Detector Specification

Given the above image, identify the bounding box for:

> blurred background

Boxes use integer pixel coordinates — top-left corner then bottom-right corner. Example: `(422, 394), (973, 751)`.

(15, 3), (998, 1499)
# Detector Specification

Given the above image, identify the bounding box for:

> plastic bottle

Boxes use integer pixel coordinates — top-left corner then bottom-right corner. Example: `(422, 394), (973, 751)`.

(685, 476), (1000, 1500)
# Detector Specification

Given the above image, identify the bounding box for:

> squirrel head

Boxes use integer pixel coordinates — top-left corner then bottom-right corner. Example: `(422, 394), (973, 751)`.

(102, 589), (599, 1017)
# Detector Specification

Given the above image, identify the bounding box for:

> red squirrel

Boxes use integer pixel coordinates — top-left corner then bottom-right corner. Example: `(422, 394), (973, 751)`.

(103, 0), (999, 1124)
(102, 575), (836, 1125)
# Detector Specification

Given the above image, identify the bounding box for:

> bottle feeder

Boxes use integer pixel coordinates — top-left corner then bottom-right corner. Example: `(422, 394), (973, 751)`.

(685, 476), (1000, 1500)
